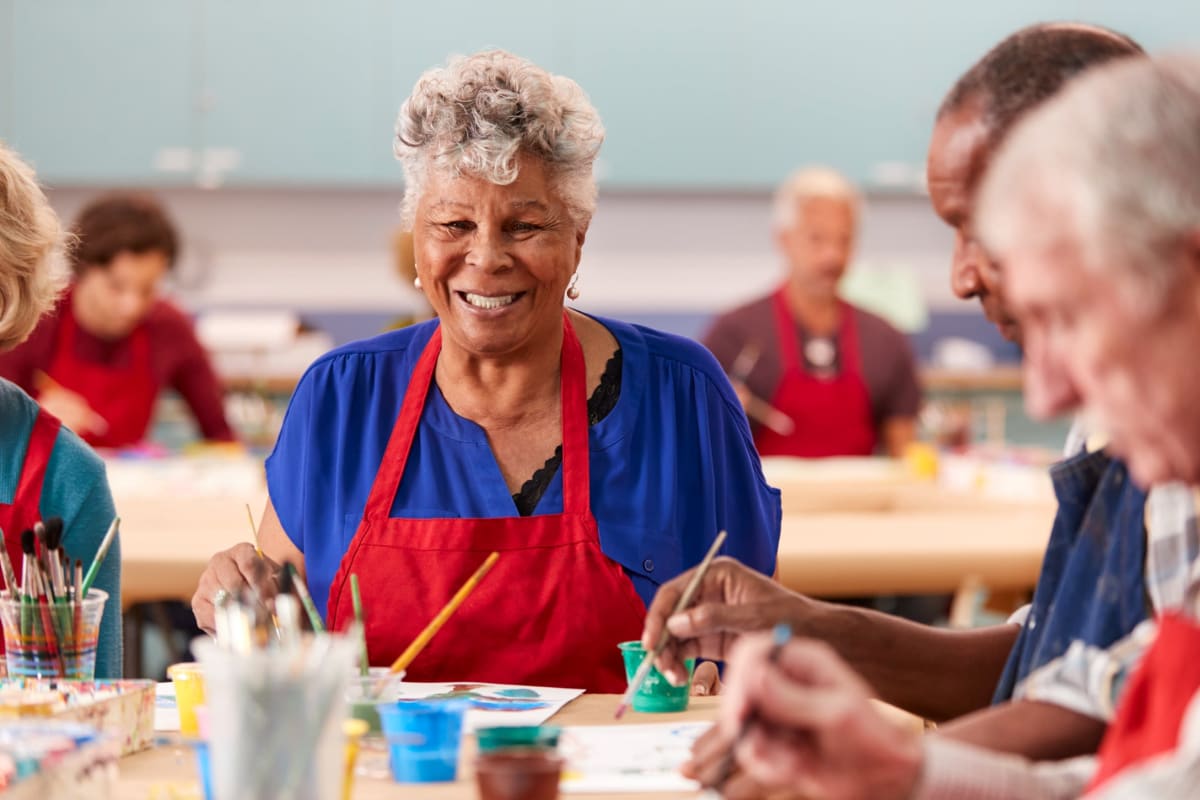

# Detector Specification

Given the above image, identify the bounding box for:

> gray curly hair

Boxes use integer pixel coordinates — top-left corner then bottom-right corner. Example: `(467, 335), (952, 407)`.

(0, 142), (65, 351)
(394, 50), (604, 231)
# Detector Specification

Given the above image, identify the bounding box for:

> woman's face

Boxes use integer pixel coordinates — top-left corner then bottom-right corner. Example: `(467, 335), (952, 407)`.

(413, 154), (585, 359)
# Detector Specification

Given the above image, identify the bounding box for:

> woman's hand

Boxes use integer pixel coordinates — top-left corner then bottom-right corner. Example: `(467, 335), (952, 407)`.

(191, 544), (280, 635)
(642, 557), (808, 686)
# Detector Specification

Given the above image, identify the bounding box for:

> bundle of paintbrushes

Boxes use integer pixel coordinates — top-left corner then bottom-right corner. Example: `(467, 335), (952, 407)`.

(198, 579), (360, 800)
(0, 518), (117, 679)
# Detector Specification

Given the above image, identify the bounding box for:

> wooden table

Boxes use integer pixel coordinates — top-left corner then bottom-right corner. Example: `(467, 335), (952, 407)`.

(775, 505), (1054, 597)
(112, 458), (1056, 608)
(116, 694), (721, 799)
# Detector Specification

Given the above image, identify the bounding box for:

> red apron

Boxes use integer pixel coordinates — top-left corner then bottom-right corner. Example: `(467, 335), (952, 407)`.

(326, 315), (646, 692)
(0, 407), (62, 654)
(753, 289), (877, 457)
(1087, 613), (1200, 792)
(43, 292), (159, 449)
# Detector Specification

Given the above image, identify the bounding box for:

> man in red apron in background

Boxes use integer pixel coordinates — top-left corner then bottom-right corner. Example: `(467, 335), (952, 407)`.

(0, 193), (235, 449)
(702, 167), (921, 459)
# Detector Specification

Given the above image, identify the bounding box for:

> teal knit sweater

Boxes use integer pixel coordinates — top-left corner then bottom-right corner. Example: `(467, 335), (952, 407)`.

(0, 379), (121, 678)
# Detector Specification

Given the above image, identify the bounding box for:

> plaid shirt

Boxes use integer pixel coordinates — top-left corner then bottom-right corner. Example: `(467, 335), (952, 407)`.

(1012, 420), (1200, 720)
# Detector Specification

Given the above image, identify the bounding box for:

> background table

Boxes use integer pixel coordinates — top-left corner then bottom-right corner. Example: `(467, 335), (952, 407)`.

(112, 456), (1056, 607)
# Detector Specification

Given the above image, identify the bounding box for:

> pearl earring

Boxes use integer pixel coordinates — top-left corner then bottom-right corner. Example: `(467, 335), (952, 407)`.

(413, 276), (422, 290)
(566, 273), (581, 301)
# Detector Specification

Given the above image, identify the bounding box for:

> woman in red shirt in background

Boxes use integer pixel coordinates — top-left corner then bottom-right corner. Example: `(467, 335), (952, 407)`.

(0, 193), (234, 448)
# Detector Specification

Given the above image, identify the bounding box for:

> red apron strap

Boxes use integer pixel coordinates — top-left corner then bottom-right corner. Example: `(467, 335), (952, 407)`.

(14, 408), (62, 517)
(361, 314), (590, 521)
(770, 287), (804, 374)
(361, 326), (442, 523)
(558, 314), (589, 515)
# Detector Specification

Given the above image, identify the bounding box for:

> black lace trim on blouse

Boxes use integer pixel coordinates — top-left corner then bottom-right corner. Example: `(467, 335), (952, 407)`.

(511, 348), (623, 516)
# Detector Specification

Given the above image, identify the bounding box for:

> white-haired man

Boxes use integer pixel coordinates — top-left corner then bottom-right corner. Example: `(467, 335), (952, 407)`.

(712, 54), (1200, 800)
(703, 166), (920, 458)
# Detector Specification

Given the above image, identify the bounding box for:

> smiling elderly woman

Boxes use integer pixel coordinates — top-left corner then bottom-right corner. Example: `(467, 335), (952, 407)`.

(192, 50), (780, 691)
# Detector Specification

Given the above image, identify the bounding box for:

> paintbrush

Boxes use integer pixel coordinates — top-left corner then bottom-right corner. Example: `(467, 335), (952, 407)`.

(20, 529), (36, 638)
(388, 551), (500, 675)
(274, 566), (301, 645)
(72, 559), (83, 653)
(42, 518), (66, 596)
(243, 505), (281, 635)
(0, 526), (18, 597)
(615, 530), (728, 719)
(245, 503), (264, 558)
(32, 565), (64, 676)
(712, 623), (793, 792)
(728, 344), (796, 436)
(79, 516), (119, 599)
(351, 574), (368, 677)
(284, 562), (325, 632)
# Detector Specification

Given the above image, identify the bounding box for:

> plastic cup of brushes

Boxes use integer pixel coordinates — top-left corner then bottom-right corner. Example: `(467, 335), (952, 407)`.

(0, 588), (106, 679)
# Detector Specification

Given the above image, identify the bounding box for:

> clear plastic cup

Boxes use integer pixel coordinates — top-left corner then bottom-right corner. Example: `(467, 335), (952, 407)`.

(0, 589), (107, 679)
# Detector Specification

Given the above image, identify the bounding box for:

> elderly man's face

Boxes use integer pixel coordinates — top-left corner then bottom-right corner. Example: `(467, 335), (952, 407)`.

(928, 103), (1083, 417)
(777, 197), (856, 300)
(927, 106), (1019, 341)
(1005, 235), (1200, 485)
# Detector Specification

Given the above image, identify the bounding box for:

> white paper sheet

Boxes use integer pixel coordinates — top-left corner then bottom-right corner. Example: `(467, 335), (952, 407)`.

(392, 682), (583, 733)
(559, 722), (708, 794)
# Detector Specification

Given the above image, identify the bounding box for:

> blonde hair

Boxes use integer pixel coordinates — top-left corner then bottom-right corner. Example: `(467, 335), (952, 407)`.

(0, 142), (65, 351)
(772, 166), (861, 230)
(394, 49), (604, 231)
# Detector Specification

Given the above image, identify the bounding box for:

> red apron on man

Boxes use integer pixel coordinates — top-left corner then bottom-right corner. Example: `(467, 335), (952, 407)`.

(1087, 612), (1200, 792)
(42, 291), (159, 449)
(754, 287), (877, 457)
(0, 407), (62, 654)
(327, 314), (646, 692)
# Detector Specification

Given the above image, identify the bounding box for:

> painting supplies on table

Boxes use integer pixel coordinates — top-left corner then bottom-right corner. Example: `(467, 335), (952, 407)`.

(0, 518), (112, 679)
(387, 550), (500, 676)
(711, 622), (793, 793)
(615, 531), (727, 719)
(195, 585), (360, 800)
(0, 720), (118, 798)
(0, 678), (156, 757)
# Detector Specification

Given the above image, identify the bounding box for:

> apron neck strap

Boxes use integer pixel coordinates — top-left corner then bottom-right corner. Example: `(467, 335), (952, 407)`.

(363, 313), (592, 520)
